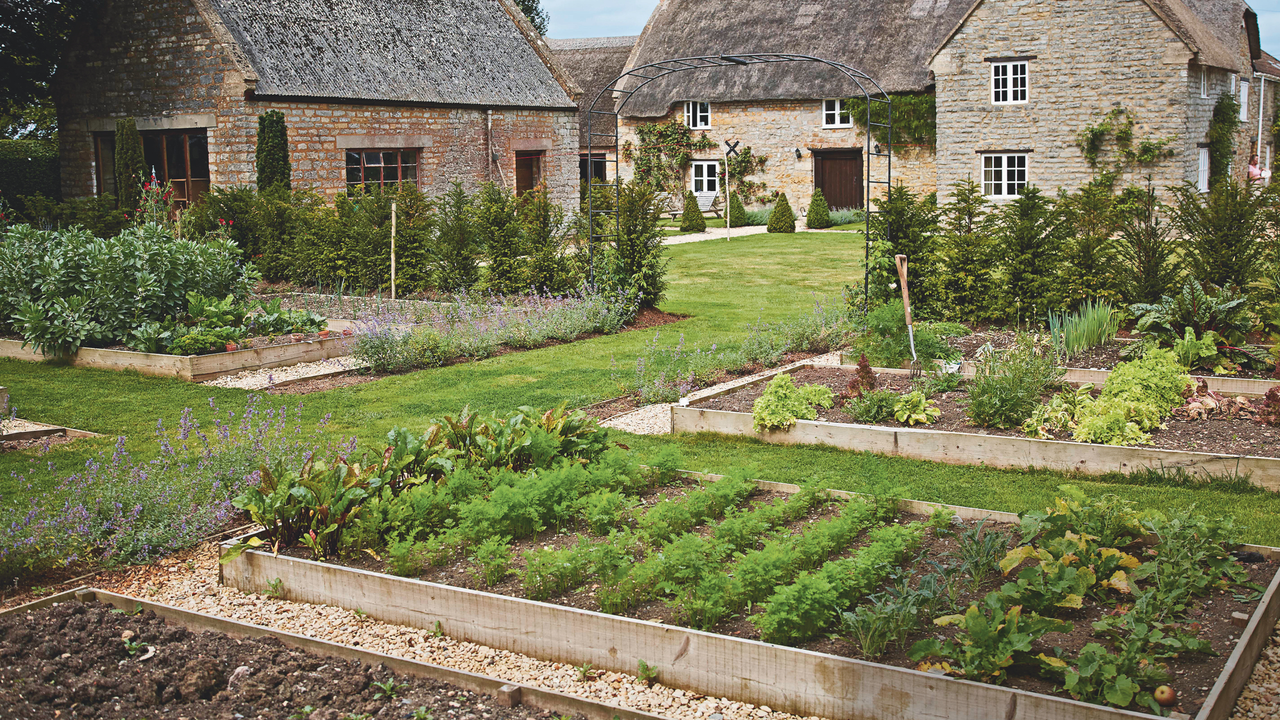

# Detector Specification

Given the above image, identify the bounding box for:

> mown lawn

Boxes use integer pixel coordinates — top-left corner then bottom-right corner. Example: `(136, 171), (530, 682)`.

(5, 229), (1280, 545)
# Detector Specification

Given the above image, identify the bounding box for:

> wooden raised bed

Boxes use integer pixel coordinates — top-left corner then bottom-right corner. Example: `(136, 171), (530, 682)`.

(675, 364), (1280, 492)
(838, 354), (1280, 398)
(0, 335), (355, 382)
(0, 588), (670, 720)
(219, 484), (1280, 720)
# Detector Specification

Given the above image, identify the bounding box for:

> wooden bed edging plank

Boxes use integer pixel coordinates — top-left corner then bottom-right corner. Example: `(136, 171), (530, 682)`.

(217, 483), (1280, 720)
(837, 355), (1280, 397)
(0, 336), (355, 382)
(670, 404), (1280, 492)
(220, 548), (1162, 720)
(0, 589), (670, 720)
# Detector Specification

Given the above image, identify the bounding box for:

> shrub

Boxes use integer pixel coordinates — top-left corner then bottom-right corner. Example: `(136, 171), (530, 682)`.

(1170, 179), (1266, 290)
(0, 223), (258, 356)
(15, 192), (128, 238)
(848, 300), (952, 368)
(829, 208), (865, 226)
(0, 139), (59, 204)
(744, 206), (772, 226)
(997, 186), (1066, 320)
(967, 334), (1064, 429)
(679, 190), (706, 233)
(752, 374), (835, 432)
(1113, 183), (1180, 306)
(436, 182), (480, 291)
(114, 118), (145, 214)
(610, 179), (668, 307)
(1058, 177), (1119, 304)
(806, 188), (832, 229)
(255, 110), (292, 191)
(520, 184), (569, 293)
(767, 193), (796, 233)
(475, 182), (523, 293)
(728, 191), (748, 227)
(866, 184), (942, 315)
(937, 178), (999, 323)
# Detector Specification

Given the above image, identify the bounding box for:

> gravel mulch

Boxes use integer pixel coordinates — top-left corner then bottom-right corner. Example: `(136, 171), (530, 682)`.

(44, 545), (817, 720)
(203, 356), (368, 391)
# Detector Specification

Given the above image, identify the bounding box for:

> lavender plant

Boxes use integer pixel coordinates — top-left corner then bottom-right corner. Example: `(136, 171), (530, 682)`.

(0, 395), (346, 582)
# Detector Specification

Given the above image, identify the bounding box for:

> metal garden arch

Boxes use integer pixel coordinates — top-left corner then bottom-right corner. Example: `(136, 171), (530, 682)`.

(585, 53), (892, 306)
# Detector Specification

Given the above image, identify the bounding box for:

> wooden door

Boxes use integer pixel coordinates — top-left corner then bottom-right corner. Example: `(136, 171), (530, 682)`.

(812, 149), (863, 209)
(516, 152), (542, 195)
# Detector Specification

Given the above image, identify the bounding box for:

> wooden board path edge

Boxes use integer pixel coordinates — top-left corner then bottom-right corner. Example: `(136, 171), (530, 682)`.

(0, 588), (672, 720)
(672, 383), (1280, 493)
(0, 336), (354, 382)
(218, 480), (1280, 720)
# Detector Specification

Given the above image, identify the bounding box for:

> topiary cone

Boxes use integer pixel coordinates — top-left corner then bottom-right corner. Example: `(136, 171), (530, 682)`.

(807, 188), (832, 229)
(680, 189), (706, 233)
(729, 191), (747, 227)
(767, 193), (796, 233)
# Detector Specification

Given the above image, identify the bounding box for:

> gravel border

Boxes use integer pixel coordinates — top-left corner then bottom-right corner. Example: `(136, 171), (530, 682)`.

(84, 544), (816, 720)
(602, 351), (843, 435)
(203, 356), (367, 390)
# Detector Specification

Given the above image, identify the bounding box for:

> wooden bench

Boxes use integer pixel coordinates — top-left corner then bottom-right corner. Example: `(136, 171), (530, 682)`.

(660, 192), (723, 220)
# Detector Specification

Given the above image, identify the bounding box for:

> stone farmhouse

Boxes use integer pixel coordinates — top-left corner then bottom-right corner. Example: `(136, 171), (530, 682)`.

(547, 36), (639, 183)
(604, 0), (1273, 213)
(53, 0), (582, 208)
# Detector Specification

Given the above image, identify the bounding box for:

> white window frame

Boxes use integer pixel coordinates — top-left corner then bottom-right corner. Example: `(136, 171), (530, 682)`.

(1197, 147), (1210, 193)
(822, 99), (852, 128)
(1200, 66), (1208, 99)
(991, 61), (1028, 104)
(690, 160), (719, 196)
(684, 101), (710, 129)
(1239, 78), (1249, 121)
(982, 153), (1028, 197)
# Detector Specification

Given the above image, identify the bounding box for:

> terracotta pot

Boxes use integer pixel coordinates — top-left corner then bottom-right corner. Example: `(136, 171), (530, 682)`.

(341, 328), (354, 337)
(290, 333), (304, 343)
(225, 343), (239, 352)
(318, 329), (331, 338)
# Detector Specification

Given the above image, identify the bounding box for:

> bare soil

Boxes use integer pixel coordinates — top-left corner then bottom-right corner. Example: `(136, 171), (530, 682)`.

(693, 366), (1280, 458)
(0, 600), (576, 720)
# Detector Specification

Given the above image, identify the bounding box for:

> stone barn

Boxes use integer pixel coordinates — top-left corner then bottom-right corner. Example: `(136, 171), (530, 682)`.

(547, 36), (639, 183)
(53, 0), (582, 208)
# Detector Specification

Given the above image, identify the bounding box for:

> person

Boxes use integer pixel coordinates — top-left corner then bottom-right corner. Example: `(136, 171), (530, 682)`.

(1248, 154), (1271, 185)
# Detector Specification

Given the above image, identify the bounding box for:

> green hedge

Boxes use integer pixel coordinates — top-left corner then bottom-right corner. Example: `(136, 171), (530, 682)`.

(0, 140), (60, 203)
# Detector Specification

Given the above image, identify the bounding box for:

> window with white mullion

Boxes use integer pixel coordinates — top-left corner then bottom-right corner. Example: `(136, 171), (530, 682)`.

(691, 160), (719, 196)
(823, 99), (852, 128)
(684, 101), (710, 128)
(982, 153), (1027, 197)
(991, 61), (1028, 104)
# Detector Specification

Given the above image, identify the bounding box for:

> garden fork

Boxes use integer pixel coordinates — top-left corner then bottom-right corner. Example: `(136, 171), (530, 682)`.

(895, 254), (922, 379)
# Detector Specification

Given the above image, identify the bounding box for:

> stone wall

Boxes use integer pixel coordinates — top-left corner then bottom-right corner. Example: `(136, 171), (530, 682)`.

(618, 99), (937, 214)
(54, 0), (578, 208)
(928, 0), (1259, 204)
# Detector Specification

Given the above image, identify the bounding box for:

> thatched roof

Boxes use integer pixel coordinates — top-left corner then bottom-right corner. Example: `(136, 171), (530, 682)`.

(195, 0), (578, 108)
(547, 36), (638, 147)
(617, 0), (968, 118)
(1256, 51), (1280, 78)
(933, 0), (1248, 73)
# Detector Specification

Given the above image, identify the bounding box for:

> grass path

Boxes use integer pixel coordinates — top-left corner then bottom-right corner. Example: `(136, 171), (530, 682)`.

(5, 230), (1280, 544)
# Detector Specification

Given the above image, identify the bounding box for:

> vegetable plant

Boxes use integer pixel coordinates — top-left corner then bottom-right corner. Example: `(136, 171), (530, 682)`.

(751, 374), (835, 432)
(893, 390), (941, 426)
(907, 595), (1073, 684)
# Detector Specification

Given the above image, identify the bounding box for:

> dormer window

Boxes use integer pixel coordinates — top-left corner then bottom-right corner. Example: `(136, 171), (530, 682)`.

(990, 59), (1029, 104)
(685, 101), (710, 128)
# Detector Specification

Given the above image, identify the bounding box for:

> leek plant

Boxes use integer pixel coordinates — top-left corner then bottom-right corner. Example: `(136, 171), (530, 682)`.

(1048, 300), (1120, 359)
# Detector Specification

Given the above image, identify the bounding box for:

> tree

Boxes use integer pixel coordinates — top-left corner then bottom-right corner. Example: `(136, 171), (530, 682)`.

(866, 183), (941, 313)
(767, 193), (795, 233)
(679, 190), (705, 232)
(1058, 176), (1120, 304)
(0, 0), (94, 139)
(996, 186), (1067, 319)
(1170, 178), (1266, 290)
(613, 180), (668, 307)
(475, 182), (523, 293)
(255, 110), (291, 191)
(1113, 181), (1180, 306)
(806, 188), (832, 229)
(519, 183), (568, 293)
(937, 178), (998, 322)
(514, 0), (548, 36)
(113, 117), (144, 214)
(435, 182), (479, 291)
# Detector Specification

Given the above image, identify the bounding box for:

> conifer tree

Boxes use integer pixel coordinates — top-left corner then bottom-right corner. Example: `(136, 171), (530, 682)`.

(680, 189), (706, 232)
(997, 186), (1066, 320)
(938, 178), (998, 322)
(728, 191), (747, 227)
(767, 193), (795, 233)
(806, 188), (832, 229)
(113, 117), (145, 213)
(436, 182), (479, 291)
(255, 110), (292, 191)
(475, 182), (523, 293)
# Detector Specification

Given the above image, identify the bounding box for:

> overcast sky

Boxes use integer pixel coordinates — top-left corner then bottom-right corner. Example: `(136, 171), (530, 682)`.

(546, 0), (1280, 57)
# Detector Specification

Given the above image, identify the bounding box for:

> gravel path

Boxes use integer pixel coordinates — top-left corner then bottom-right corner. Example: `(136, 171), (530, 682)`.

(662, 225), (860, 246)
(1231, 627), (1280, 719)
(76, 543), (815, 720)
(203, 356), (367, 390)
(602, 351), (844, 435)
